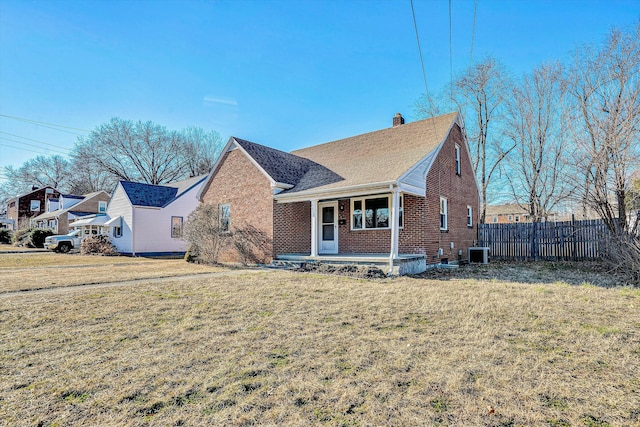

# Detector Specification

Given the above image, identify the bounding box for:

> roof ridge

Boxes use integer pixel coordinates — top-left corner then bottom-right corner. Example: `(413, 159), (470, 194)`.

(291, 112), (458, 154)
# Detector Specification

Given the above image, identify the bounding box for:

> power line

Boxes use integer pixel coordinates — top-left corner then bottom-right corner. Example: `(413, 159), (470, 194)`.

(0, 131), (73, 152)
(470, 0), (478, 69)
(0, 142), (59, 156)
(449, 0), (453, 107)
(0, 139), (70, 156)
(0, 114), (91, 133)
(410, 0), (430, 99)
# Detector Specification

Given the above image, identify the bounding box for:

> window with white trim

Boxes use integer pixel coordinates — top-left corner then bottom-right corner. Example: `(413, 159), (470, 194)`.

(171, 216), (183, 238)
(30, 200), (41, 212)
(351, 195), (403, 230)
(98, 201), (107, 213)
(467, 205), (473, 227)
(515, 215), (520, 223)
(492, 215), (498, 223)
(455, 144), (461, 175)
(219, 204), (230, 232)
(440, 197), (448, 230)
(113, 226), (122, 238)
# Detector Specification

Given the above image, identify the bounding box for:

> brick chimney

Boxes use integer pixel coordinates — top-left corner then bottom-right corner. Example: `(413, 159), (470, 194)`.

(392, 112), (405, 127)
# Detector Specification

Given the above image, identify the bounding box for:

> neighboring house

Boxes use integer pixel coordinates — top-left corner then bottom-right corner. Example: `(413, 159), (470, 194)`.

(198, 112), (480, 274)
(485, 204), (531, 224)
(90, 175), (207, 256)
(32, 191), (111, 234)
(6, 186), (61, 230)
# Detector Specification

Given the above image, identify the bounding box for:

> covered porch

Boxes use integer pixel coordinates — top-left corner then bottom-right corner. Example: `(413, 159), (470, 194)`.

(273, 253), (426, 276)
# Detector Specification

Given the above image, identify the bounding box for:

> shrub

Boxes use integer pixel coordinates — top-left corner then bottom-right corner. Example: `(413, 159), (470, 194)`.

(0, 229), (11, 244)
(183, 203), (225, 264)
(11, 228), (54, 248)
(184, 203), (273, 265)
(232, 225), (272, 265)
(80, 235), (118, 255)
(29, 229), (54, 248)
(603, 231), (640, 285)
(12, 228), (33, 247)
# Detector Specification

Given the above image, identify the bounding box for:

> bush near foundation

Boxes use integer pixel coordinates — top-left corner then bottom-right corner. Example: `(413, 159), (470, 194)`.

(80, 235), (118, 255)
(11, 228), (54, 248)
(0, 229), (11, 244)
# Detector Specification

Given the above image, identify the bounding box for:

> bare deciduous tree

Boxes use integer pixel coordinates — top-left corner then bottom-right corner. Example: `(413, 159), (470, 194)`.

(503, 62), (573, 222)
(0, 155), (73, 205)
(181, 126), (224, 177)
(415, 56), (514, 223)
(566, 23), (640, 234)
(456, 57), (515, 223)
(73, 118), (186, 185)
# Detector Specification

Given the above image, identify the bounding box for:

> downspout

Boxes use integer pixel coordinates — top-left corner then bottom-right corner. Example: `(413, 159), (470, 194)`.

(388, 185), (400, 275)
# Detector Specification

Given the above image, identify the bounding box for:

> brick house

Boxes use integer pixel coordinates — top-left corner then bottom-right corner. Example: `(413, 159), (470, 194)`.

(198, 112), (479, 274)
(485, 203), (531, 224)
(31, 191), (111, 234)
(6, 186), (61, 230)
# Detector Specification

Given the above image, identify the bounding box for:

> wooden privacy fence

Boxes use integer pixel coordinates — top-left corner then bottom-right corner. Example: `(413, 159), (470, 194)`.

(478, 219), (609, 261)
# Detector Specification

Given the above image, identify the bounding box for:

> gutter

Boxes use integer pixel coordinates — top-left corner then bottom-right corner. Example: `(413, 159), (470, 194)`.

(274, 180), (397, 203)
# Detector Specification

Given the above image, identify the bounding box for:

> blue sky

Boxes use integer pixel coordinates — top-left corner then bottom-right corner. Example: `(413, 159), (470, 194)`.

(1, 0), (638, 180)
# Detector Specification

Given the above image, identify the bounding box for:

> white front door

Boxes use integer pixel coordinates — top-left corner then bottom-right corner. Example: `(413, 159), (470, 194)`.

(318, 201), (338, 254)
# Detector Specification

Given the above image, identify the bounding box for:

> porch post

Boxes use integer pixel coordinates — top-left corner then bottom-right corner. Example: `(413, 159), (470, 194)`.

(389, 186), (400, 272)
(310, 199), (318, 257)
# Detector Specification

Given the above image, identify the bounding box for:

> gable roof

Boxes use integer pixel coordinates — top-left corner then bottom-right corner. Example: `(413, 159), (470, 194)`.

(199, 112), (464, 201)
(31, 190), (111, 221)
(286, 112), (458, 196)
(120, 175), (206, 208)
(8, 186), (59, 204)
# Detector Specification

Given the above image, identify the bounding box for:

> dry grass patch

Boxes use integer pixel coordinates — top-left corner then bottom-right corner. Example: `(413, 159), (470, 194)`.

(1, 270), (639, 426)
(0, 252), (223, 293)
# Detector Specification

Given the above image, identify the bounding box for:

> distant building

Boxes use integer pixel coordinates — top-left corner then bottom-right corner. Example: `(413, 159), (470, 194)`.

(31, 191), (111, 234)
(485, 203), (531, 224)
(5, 186), (61, 230)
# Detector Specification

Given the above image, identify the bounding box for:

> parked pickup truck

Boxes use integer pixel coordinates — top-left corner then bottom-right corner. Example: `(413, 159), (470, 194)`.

(44, 229), (83, 253)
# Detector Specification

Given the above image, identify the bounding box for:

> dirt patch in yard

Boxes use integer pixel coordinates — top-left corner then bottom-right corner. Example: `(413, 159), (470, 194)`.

(292, 259), (637, 287)
(295, 262), (387, 279)
(416, 260), (636, 288)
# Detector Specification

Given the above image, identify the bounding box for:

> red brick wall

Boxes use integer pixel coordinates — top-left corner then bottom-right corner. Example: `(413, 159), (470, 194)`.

(273, 124), (478, 261)
(422, 124), (479, 261)
(200, 149), (274, 263)
(273, 201), (311, 254)
(337, 198), (391, 253)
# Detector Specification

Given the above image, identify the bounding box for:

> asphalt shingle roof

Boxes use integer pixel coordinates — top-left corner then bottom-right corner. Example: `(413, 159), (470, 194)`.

(120, 175), (206, 208)
(234, 138), (343, 189)
(288, 112), (458, 194)
(120, 181), (178, 207)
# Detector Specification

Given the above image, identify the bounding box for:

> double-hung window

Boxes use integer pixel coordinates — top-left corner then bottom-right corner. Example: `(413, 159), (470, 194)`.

(455, 144), (461, 175)
(171, 216), (183, 238)
(440, 197), (448, 230)
(98, 201), (107, 213)
(351, 195), (403, 230)
(467, 205), (473, 227)
(219, 204), (230, 232)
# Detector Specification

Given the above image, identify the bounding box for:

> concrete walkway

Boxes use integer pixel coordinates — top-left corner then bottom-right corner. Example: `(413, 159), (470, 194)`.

(0, 268), (278, 298)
